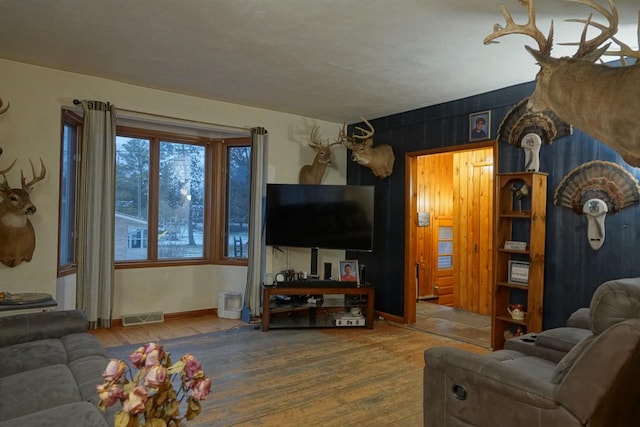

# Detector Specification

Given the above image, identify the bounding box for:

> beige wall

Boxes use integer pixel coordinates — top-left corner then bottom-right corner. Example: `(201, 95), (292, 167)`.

(0, 59), (347, 318)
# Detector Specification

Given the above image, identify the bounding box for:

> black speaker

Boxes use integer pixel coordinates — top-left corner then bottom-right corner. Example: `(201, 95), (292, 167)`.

(359, 264), (366, 284)
(323, 262), (332, 280)
(311, 248), (318, 276)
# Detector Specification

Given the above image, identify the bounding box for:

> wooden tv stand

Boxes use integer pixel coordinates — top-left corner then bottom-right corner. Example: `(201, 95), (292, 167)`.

(262, 281), (375, 331)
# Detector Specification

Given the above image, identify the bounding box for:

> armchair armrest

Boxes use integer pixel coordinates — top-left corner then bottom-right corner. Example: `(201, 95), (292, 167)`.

(425, 346), (559, 409)
(0, 310), (88, 347)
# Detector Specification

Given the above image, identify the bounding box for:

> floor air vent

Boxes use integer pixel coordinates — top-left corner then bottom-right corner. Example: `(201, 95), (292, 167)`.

(122, 311), (165, 327)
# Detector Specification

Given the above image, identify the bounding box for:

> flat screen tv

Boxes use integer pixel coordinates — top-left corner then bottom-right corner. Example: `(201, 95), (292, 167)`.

(265, 184), (374, 252)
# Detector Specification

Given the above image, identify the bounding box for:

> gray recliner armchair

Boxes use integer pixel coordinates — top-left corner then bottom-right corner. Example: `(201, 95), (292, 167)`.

(503, 306), (592, 362)
(423, 277), (640, 427)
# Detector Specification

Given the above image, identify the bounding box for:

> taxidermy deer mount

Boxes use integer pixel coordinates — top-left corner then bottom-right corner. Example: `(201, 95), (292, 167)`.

(485, 0), (640, 167)
(0, 158), (46, 267)
(298, 126), (344, 184)
(341, 117), (395, 178)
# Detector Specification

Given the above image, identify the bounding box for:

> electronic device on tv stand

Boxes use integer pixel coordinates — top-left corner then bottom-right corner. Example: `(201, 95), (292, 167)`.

(265, 184), (375, 274)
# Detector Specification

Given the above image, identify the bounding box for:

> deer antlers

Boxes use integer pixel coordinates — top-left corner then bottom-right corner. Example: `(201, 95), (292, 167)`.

(340, 116), (375, 149)
(0, 159), (16, 176)
(0, 159), (46, 190)
(20, 158), (46, 190)
(564, 2), (640, 64)
(309, 125), (343, 150)
(563, 0), (619, 61)
(483, 0), (554, 56)
(484, 0), (632, 62)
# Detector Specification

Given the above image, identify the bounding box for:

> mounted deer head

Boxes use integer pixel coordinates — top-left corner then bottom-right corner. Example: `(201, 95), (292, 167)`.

(485, 0), (640, 166)
(341, 117), (395, 179)
(298, 126), (344, 184)
(0, 158), (46, 267)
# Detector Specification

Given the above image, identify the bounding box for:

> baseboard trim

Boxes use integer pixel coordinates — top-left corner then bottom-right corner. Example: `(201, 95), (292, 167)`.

(111, 308), (217, 328)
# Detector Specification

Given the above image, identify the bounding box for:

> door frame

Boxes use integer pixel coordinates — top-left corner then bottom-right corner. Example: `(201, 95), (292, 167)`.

(403, 140), (498, 324)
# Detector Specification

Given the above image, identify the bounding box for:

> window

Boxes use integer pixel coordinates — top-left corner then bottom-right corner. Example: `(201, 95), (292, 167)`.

(115, 135), (151, 261)
(128, 229), (147, 249)
(58, 110), (81, 275)
(437, 225), (453, 270)
(58, 110), (252, 274)
(225, 145), (251, 258)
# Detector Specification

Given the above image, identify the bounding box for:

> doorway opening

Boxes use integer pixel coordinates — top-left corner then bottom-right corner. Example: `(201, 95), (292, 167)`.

(404, 141), (496, 346)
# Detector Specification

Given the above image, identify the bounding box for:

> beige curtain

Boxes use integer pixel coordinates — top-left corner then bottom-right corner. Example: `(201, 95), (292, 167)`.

(76, 100), (117, 329)
(244, 127), (268, 319)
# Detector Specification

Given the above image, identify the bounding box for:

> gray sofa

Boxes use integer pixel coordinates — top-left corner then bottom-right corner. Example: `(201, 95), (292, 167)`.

(0, 310), (118, 427)
(503, 307), (592, 362)
(423, 277), (640, 427)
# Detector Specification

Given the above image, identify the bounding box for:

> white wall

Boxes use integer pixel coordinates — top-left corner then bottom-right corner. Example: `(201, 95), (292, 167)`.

(0, 59), (347, 318)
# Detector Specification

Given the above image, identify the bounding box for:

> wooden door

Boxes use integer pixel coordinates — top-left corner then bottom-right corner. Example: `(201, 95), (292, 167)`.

(415, 153), (453, 299)
(432, 217), (454, 306)
(453, 149), (494, 315)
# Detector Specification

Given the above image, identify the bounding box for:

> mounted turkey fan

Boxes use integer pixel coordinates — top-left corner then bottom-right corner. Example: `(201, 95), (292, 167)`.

(497, 97), (572, 172)
(554, 161), (640, 250)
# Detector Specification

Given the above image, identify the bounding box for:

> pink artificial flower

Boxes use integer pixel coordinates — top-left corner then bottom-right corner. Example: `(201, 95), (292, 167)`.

(181, 354), (202, 379)
(129, 346), (146, 369)
(121, 385), (148, 415)
(97, 383), (126, 407)
(189, 377), (211, 401)
(144, 364), (168, 387)
(145, 343), (164, 367)
(102, 359), (127, 382)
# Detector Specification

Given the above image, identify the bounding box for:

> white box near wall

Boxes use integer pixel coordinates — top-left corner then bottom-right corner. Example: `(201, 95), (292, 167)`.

(218, 291), (243, 319)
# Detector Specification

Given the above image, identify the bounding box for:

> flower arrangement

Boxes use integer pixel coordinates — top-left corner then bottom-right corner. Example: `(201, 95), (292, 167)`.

(97, 342), (211, 427)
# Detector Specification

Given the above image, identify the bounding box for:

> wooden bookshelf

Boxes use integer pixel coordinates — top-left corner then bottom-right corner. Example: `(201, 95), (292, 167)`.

(492, 172), (547, 349)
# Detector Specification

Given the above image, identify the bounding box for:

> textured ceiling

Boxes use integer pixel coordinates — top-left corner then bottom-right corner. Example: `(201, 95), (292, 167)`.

(1, 0), (638, 123)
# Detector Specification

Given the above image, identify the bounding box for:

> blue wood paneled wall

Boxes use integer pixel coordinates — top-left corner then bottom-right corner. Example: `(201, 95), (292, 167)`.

(346, 80), (640, 329)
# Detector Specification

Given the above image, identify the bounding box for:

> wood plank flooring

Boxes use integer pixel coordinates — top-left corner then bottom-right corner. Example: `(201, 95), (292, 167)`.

(90, 312), (489, 426)
(89, 313), (247, 347)
(413, 301), (491, 348)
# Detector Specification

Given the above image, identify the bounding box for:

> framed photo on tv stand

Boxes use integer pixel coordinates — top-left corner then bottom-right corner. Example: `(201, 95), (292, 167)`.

(339, 260), (359, 284)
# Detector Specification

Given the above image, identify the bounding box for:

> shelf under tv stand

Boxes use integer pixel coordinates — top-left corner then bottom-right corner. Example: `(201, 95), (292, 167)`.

(261, 281), (375, 331)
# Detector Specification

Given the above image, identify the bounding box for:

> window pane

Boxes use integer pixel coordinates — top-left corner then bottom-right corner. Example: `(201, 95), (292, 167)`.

(438, 256), (452, 269)
(437, 241), (453, 255)
(59, 123), (78, 266)
(226, 145), (251, 258)
(438, 226), (453, 240)
(115, 137), (150, 261)
(158, 141), (205, 259)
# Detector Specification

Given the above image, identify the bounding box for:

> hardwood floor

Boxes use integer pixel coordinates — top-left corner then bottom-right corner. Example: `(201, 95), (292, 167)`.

(413, 301), (491, 348)
(90, 313), (489, 426)
(89, 307), (490, 349)
(89, 313), (248, 347)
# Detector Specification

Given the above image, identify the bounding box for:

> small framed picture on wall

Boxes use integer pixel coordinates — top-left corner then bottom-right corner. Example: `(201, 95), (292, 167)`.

(339, 260), (359, 284)
(469, 110), (491, 142)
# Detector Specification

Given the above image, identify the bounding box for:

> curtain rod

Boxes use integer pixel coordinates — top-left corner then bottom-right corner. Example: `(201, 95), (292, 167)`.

(72, 99), (252, 132)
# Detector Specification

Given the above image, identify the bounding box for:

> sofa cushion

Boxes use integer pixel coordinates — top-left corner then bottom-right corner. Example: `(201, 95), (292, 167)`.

(61, 333), (108, 362)
(0, 401), (109, 427)
(68, 355), (110, 403)
(535, 327), (593, 353)
(0, 310), (88, 347)
(566, 308), (590, 329)
(0, 338), (67, 378)
(0, 364), (81, 421)
(589, 278), (640, 335)
(551, 335), (596, 385)
(502, 355), (557, 383)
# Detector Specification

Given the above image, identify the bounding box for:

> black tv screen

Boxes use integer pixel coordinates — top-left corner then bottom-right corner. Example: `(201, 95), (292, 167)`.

(265, 184), (374, 252)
